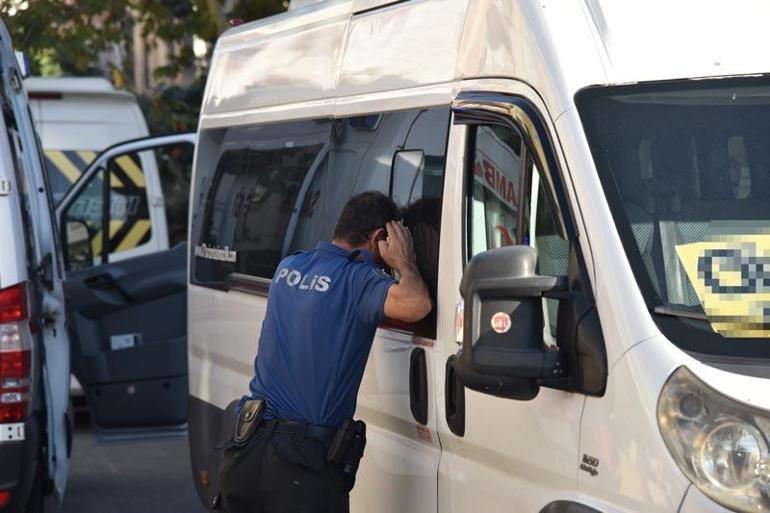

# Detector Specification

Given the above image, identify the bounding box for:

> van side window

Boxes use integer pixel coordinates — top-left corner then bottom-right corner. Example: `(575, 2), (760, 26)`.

(155, 143), (195, 247)
(464, 123), (568, 344)
(106, 151), (153, 254)
(44, 149), (97, 205)
(192, 120), (331, 285)
(61, 149), (154, 271)
(467, 124), (524, 256)
(190, 108), (449, 338)
(324, 108), (449, 338)
(522, 155), (569, 342)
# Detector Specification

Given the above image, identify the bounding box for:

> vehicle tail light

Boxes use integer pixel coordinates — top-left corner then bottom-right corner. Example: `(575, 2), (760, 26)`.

(0, 489), (10, 508)
(0, 283), (26, 323)
(0, 283), (31, 423)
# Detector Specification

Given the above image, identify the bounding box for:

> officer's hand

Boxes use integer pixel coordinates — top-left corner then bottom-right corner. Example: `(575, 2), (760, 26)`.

(378, 221), (416, 272)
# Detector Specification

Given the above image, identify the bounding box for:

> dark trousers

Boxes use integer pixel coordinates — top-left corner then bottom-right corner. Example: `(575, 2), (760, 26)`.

(219, 424), (350, 513)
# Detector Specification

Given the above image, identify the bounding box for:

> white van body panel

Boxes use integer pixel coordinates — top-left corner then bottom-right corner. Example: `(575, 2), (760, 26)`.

(680, 486), (733, 513)
(579, 338), (690, 511)
(0, 178), (27, 290)
(188, 2), (770, 512)
(25, 77), (149, 155)
(188, 287), (259, 408)
(0, 29), (71, 503)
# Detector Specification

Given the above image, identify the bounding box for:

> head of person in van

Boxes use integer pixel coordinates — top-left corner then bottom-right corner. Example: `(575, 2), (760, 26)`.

(402, 196), (441, 297)
(332, 191), (401, 267)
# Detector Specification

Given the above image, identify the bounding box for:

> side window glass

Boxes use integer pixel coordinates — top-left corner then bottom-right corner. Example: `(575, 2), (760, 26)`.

(63, 169), (106, 271)
(468, 124), (523, 257)
(189, 108), (450, 340)
(44, 149), (97, 205)
(192, 120), (331, 285)
(399, 108), (449, 339)
(524, 156), (568, 342)
(156, 142), (195, 247)
(62, 149), (154, 271)
(106, 151), (152, 256)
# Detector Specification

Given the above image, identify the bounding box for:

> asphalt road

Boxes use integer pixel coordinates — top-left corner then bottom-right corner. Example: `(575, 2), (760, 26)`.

(59, 415), (207, 513)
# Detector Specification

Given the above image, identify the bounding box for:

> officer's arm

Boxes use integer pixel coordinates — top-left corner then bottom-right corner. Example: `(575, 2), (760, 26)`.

(384, 263), (432, 323)
(378, 221), (432, 323)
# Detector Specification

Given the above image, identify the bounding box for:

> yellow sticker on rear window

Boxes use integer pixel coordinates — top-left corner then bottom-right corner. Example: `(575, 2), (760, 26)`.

(676, 226), (770, 338)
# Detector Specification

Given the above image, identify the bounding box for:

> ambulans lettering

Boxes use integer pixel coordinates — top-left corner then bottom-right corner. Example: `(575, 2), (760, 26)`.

(275, 268), (331, 292)
(473, 152), (518, 210)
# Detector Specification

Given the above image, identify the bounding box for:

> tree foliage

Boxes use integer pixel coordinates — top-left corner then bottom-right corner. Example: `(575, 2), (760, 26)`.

(0, 0), (287, 132)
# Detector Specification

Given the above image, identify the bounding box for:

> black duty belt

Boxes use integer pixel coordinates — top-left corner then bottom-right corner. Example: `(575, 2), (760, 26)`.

(261, 419), (337, 444)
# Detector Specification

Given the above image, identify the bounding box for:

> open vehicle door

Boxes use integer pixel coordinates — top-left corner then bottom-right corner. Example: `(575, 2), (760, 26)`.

(55, 133), (196, 431)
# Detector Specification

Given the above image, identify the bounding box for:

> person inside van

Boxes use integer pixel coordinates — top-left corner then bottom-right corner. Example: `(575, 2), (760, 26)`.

(219, 191), (432, 513)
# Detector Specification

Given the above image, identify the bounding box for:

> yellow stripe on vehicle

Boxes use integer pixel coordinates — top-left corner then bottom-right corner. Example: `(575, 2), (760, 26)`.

(115, 220), (151, 252)
(109, 220), (124, 238)
(114, 155), (145, 187)
(76, 150), (126, 188)
(76, 150), (97, 164)
(91, 230), (103, 259)
(46, 151), (82, 183)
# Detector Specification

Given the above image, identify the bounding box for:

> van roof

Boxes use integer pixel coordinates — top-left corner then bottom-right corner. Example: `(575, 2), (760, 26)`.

(202, 0), (770, 126)
(24, 77), (136, 102)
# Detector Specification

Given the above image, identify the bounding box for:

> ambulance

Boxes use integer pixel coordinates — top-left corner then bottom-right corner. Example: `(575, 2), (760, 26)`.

(187, 1), (770, 512)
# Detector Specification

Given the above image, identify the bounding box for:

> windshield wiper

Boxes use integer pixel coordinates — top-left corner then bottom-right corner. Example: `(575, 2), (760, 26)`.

(652, 305), (709, 321)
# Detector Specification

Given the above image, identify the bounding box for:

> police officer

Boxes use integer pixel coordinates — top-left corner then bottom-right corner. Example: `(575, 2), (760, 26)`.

(220, 191), (432, 513)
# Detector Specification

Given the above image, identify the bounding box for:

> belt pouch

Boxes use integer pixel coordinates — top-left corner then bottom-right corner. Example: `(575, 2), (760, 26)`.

(326, 419), (354, 466)
(233, 399), (266, 446)
(340, 420), (367, 477)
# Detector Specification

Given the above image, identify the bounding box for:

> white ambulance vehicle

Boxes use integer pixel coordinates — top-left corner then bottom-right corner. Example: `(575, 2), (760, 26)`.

(187, 1), (770, 512)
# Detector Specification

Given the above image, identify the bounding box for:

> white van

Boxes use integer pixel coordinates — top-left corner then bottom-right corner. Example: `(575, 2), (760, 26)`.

(0, 25), (71, 513)
(25, 77), (171, 270)
(187, 2), (770, 512)
(25, 77), (151, 205)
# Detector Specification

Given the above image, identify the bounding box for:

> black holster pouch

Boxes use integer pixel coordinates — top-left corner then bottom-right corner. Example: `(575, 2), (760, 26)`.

(326, 419), (367, 481)
(232, 398), (266, 447)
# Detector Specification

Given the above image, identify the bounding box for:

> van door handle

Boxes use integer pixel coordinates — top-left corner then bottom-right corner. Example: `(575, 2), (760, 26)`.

(409, 347), (428, 425)
(445, 355), (465, 437)
(84, 273), (134, 303)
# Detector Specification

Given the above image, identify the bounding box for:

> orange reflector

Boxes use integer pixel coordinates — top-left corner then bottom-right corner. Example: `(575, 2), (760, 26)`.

(198, 469), (210, 486)
(0, 489), (11, 507)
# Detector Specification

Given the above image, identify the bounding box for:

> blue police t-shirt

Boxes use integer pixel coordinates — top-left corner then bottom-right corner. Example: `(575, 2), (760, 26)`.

(242, 241), (396, 427)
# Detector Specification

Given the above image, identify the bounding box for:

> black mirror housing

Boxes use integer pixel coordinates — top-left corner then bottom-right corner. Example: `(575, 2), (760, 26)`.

(457, 246), (567, 400)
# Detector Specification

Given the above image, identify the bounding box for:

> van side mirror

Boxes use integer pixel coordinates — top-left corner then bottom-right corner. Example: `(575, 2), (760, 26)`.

(456, 246), (567, 400)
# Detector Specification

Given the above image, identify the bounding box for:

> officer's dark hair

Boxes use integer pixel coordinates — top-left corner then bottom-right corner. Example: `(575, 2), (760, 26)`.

(333, 191), (401, 246)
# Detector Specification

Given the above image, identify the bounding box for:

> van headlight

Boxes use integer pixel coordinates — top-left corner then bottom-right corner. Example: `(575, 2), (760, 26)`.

(658, 366), (770, 512)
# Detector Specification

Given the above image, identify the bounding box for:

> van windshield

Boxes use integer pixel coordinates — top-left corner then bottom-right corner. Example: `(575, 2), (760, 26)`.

(577, 78), (770, 359)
